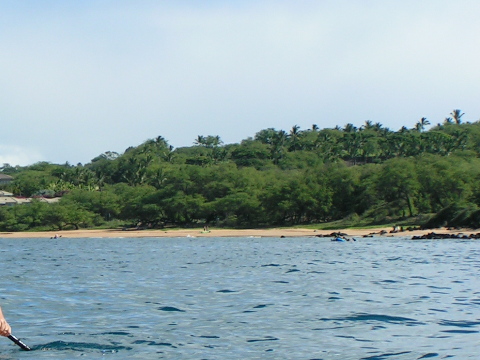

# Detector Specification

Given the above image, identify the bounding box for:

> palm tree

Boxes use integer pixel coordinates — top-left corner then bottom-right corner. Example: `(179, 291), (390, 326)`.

(415, 117), (430, 132)
(450, 109), (464, 124)
(373, 122), (384, 132)
(270, 130), (288, 164)
(162, 145), (175, 163)
(343, 132), (363, 165)
(274, 130), (288, 146)
(289, 125), (302, 152)
(194, 135), (206, 146)
(122, 156), (151, 186)
(452, 130), (468, 151)
(201, 135), (223, 148)
(343, 123), (357, 133)
(212, 135), (223, 147)
(152, 136), (170, 153)
(316, 132), (340, 162)
(362, 120), (374, 131)
(380, 126), (391, 135)
(420, 117), (430, 128)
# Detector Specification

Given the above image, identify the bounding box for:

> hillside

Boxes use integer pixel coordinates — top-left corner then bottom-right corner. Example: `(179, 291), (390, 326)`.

(1, 111), (480, 231)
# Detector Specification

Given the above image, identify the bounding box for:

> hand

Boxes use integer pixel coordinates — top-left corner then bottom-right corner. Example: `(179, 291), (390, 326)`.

(0, 307), (11, 337)
(0, 318), (11, 337)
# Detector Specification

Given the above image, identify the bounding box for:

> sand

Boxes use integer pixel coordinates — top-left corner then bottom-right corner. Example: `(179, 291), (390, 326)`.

(0, 227), (478, 239)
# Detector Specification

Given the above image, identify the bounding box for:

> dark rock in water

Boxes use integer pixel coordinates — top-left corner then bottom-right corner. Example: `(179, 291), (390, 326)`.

(315, 232), (349, 238)
(411, 232), (480, 240)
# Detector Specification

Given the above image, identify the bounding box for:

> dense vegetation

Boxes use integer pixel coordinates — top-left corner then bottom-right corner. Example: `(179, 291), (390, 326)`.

(1, 109), (480, 231)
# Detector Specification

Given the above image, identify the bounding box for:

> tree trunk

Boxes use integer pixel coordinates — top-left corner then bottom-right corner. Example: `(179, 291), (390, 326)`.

(405, 194), (414, 217)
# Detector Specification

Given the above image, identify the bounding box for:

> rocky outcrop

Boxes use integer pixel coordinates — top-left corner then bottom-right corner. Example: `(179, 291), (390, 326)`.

(411, 232), (480, 240)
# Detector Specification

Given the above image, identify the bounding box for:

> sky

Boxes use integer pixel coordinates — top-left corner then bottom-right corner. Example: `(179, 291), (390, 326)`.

(1, 0), (480, 166)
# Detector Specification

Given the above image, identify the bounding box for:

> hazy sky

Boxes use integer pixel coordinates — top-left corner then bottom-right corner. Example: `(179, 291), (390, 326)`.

(1, 0), (480, 166)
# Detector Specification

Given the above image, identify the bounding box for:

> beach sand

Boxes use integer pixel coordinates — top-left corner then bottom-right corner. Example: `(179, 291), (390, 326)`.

(0, 227), (478, 239)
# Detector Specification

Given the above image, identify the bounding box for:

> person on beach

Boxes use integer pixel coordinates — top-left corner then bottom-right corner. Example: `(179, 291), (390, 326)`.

(0, 306), (11, 337)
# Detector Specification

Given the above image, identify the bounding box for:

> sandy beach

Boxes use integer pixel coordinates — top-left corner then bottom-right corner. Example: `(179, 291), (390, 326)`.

(0, 227), (478, 239)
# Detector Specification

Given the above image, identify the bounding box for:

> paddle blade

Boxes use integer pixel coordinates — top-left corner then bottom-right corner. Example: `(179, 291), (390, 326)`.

(8, 334), (31, 351)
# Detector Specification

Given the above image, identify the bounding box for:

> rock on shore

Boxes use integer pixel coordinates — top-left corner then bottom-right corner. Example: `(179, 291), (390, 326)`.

(412, 232), (480, 240)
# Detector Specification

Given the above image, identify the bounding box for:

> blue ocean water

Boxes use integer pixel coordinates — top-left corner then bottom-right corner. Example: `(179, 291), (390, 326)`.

(0, 236), (478, 359)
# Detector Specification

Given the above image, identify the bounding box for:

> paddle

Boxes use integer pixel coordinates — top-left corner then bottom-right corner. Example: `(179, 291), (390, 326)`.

(8, 334), (31, 351)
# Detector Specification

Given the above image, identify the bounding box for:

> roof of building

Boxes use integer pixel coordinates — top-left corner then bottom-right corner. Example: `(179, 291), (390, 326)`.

(0, 196), (61, 205)
(0, 197), (19, 205)
(37, 197), (60, 204)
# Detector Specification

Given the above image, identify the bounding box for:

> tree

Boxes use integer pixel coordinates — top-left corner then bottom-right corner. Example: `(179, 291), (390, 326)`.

(194, 135), (206, 146)
(415, 155), (476, 212)
(342, 132), (363, 165)
(373, 122), (384, 132)
(194, 135), (223, 148)
(9, 170), (56, 197)
(288, 125), (302, 152)
(270, 130), (288, 164)
(362, 120), (374, 130)
(450, 109), (464, 124)
(43, 202), (95, 230)
(326, 163), (360, 218)
(415, 117), (430, 132)
(360, 133), (380, 164)
(120, 155), (153, 186)
(112, 184), (157, 223)
(376, 158), (420, 217)
(211, 192), (262, 226)
(160, 191), (206, 224)
(254, 128), (277, 144)
(343, 123), (358, 133)
(230, 140), (270, 168)
(61, 187), (121, 221)
(315, 129), (342, 163)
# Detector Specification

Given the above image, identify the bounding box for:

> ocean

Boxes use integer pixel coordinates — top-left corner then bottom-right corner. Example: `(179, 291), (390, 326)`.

(0, 236), (478, 359)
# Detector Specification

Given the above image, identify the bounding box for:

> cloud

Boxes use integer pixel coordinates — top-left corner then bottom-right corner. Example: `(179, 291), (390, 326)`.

(0, 145), (44, 167)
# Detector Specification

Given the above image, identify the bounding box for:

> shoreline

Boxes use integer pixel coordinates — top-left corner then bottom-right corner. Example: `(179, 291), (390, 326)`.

(0, 227), (478, 239)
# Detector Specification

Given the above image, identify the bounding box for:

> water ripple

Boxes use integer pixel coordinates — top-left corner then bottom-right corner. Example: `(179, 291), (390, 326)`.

(323, 313), (424, 325)
(438, 320), (480, 327)
(1, 237), (479, 359)
(33, 341), (133, 352)
(158, 306), (185, 312)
